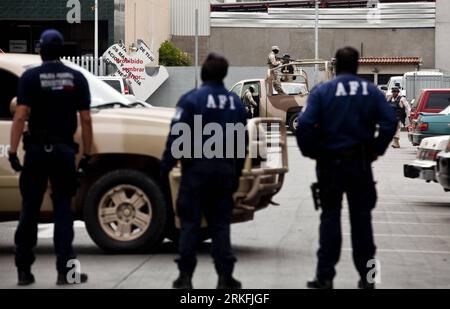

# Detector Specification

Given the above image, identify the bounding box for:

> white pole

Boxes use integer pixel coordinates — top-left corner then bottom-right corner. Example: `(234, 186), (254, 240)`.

(94, 0), (98, 76)
(314, 0), (319, 85)
(195, 9), (199, 89)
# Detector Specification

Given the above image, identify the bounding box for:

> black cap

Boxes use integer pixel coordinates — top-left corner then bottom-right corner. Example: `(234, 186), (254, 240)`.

(39, 29), (64, 48)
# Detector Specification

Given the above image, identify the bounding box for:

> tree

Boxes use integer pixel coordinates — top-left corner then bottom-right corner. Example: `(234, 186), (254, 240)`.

(159, 41), (192, 66)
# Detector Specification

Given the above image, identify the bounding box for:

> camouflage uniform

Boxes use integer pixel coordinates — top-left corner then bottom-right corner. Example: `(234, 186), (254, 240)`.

(267, 51), (286, 95)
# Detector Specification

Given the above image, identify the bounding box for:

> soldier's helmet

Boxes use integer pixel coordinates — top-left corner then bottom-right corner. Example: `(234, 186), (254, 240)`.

(271, 46), (280, 52)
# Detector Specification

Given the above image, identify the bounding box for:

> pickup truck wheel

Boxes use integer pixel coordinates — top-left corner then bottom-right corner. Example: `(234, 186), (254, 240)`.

(288, 113), (299, 133)
(84, 169), (167, 253)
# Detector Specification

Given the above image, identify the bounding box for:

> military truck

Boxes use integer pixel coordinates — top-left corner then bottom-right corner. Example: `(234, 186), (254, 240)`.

(0, 53), (288, 253)
(230, 60), (334, 133)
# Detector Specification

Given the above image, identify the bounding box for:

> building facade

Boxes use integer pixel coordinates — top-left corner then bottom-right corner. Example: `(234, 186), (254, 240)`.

(0, 0), (124, 56)
(124, 0), (170, 62)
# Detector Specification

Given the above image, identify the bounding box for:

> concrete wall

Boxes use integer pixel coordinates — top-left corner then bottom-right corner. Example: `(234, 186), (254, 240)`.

(147, 66), (267, 107)
(147, 63), (421, 108)
(207, 27), (435, 68)
(125, 0), (170, 63)
(171, 36), (210, 65)
(435, 0), (450, 72)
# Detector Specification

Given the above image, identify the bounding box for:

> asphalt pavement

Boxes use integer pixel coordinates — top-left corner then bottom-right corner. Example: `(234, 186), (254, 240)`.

(0, 132), (449, 289)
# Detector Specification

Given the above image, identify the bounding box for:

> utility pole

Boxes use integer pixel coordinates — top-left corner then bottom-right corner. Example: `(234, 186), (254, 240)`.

(314, 0), (319, 85)
(195, 9), (199, 89)
(94, 0), (98, 76)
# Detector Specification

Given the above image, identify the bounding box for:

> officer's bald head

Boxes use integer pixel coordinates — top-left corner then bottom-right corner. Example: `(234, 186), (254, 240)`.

(201, 53), (229, 83)
(335, 47), (359, 75)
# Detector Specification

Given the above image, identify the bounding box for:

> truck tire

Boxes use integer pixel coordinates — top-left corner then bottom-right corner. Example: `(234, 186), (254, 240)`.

(84, 169), (167, 253)
(288, 113), (299, 133)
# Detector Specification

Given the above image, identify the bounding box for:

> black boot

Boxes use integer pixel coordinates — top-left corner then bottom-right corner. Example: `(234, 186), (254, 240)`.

(306, 277), (333, 289)
(17, 269), (35, 286)
(173, 272), (193, 289)
(57, 272), (88, 285)
(217, 275), (242, 289)
(358, 279), (375, 289)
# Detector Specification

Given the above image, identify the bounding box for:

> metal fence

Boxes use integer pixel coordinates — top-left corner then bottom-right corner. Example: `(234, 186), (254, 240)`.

(404, 72), (450, 101)
(61, 56), (107, 76)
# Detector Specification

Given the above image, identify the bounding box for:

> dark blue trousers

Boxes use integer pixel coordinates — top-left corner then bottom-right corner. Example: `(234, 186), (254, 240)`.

(315, 158), (377, 282)
(175, 161), (237, 276)
(15, 144), (77, 273)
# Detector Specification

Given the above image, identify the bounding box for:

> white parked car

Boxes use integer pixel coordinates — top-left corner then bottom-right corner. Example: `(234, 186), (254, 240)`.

(97, 76), (134, 96)
(404, 135), (450, 183)
(96, 76), (152, 108)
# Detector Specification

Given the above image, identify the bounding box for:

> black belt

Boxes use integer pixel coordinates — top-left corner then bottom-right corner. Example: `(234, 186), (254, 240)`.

(319, 144), (370, 160)
(23, 132), (78, 152)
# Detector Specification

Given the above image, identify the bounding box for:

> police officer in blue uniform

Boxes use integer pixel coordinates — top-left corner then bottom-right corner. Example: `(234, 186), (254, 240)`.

(161, 53), (247, 289)
(8, 29), (93, 285)
(296, 47), (397, 289)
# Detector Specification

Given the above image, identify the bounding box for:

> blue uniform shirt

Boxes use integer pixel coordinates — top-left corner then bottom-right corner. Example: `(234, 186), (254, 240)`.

(296, 73), (397, 158)
(17, 61), (90, 142)
(161, 81), (248, 174)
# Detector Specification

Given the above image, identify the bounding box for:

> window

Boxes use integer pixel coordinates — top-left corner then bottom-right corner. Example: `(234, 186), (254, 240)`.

(230, 83), (243, 96)
(273, 83), (308, 95)
(413, 92), (423, 108)
(102, 80), (123, 93)
(426, 92), (450, 109)
(358, 74), (375, 83)
(243, 82), (260, 96)
(0, 69), (19, 120)
(125, 79), (134, 95)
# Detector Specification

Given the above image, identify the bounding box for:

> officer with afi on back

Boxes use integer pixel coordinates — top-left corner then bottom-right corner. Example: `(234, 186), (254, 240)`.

(296, 47), (397, 289)
(8, 29), (93, 286)
(161, 53), (248, 289)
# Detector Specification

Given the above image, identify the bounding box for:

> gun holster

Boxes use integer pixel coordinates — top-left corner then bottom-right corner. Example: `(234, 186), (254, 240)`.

(311, 182), (321, 211)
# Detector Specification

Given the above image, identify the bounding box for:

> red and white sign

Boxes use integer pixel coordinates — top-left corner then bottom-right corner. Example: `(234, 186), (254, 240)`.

(103, 41), (169, 101)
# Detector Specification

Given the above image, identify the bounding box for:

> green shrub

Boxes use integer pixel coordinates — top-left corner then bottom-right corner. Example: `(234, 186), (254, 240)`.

(159, 41), (192, 66)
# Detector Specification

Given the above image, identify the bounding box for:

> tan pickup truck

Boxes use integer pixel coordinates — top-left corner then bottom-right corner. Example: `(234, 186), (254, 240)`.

(0, 53), (288, 253)
(230, 60), (333, 133)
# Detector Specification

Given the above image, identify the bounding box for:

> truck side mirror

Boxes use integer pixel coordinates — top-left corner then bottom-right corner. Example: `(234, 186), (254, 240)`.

(380, 86), (388, 91)
(10, 97), (17, 116)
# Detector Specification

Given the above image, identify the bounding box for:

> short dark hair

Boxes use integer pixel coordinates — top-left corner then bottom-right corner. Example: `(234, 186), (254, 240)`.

(201, 53), (229, 82)
(335, 47), (359, 75)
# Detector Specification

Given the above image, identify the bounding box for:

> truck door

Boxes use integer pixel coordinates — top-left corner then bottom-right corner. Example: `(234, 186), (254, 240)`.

(242, 82), (261, 118)
(0, 68), (22, 213)
(230, 82), (243, 97)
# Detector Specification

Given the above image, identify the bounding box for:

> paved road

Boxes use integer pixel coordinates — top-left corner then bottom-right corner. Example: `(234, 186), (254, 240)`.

(0, 132), (449, 289)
